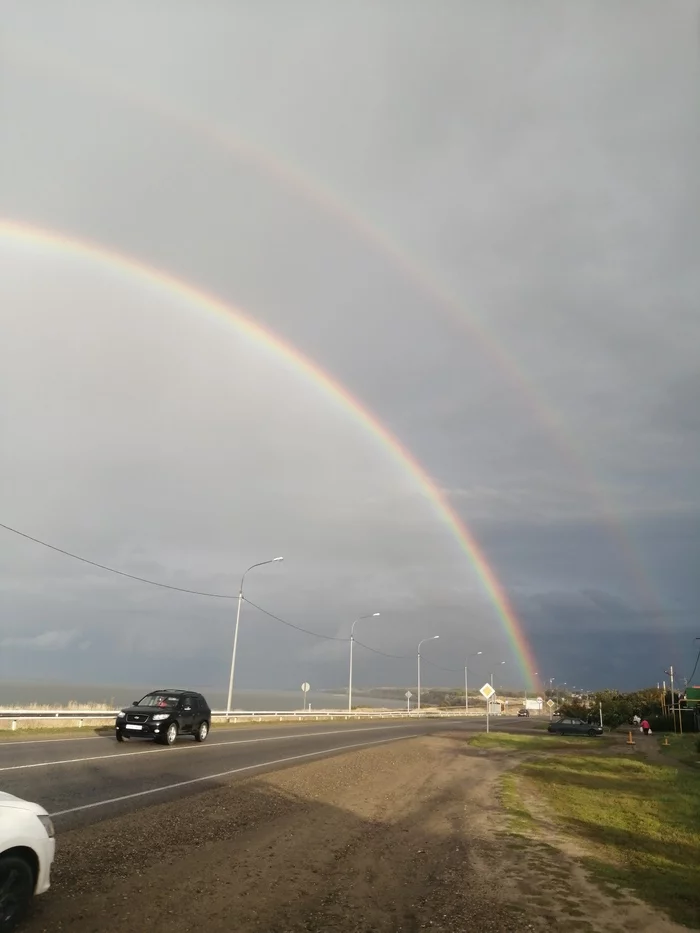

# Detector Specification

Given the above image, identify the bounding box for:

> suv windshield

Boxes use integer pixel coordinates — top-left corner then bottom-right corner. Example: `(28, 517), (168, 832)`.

(137, 693), (181, 708)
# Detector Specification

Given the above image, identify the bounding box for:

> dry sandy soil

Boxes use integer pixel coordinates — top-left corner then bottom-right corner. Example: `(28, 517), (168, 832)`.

(24, 731), (684, 933)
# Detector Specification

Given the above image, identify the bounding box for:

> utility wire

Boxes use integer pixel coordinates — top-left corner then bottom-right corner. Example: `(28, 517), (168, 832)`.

(686, 641), (700, 686)
(0, 521), (237, 599)
(421, 657), (462, 674)
(243, 597), (345, 642)
(354, 638), (411, 660)
(0, 519), (349, 644)
(0, 520), (464, 661)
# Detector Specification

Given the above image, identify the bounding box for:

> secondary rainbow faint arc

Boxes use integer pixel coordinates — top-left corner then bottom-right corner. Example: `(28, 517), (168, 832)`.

(8, 41), (667, 624)
(0, 218), (538, 689)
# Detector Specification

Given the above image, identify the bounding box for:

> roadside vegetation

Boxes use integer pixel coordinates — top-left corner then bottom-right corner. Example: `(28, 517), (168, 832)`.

(500, 748), (700, 927)
(470, 731), (611, 751)
(657, 732), (700, 766)
(557, 686), (697, 734)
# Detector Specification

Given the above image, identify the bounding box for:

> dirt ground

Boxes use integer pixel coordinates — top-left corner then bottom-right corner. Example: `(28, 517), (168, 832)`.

(24, 731), (685, 933)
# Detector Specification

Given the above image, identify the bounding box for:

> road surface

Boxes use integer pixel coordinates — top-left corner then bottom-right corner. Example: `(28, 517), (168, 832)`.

(0, 717), (532, 827)
(15, 720), (667, 933)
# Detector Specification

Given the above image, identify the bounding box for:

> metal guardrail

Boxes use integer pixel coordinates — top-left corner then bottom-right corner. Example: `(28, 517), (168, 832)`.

(0, 708), (484, 729)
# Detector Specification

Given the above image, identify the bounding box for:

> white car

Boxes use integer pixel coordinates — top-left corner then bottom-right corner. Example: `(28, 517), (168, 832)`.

(0, 792), (55, 932)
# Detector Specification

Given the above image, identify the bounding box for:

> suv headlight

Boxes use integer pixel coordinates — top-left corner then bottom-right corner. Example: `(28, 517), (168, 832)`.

(38, 814), (55, 838)
(151, 713), (169, 721)
(117, 711), (125, 719)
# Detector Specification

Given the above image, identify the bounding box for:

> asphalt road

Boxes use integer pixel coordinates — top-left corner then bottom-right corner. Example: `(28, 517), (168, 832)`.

(0, 717), (531, 830)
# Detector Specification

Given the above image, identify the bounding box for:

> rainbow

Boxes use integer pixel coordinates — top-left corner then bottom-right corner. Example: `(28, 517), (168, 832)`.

(6, 40), (665, 625)
(1, 217), (539, 689)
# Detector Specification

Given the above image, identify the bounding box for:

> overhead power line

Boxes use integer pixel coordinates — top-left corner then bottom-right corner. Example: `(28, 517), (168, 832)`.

(0, 521), (237, 599)
(354, 638), (411, 660)
(0, 520), (373, 647)
(421, 657), (462, 674)
(0, 520), (455, 664)
(243, 597), (345, 642)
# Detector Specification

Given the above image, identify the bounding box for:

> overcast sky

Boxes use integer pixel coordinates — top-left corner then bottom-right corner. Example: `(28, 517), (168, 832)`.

(1, 1), (699, 698)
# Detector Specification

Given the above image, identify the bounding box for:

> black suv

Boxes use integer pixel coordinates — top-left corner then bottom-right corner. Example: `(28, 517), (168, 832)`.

(115, 689), (211, 745)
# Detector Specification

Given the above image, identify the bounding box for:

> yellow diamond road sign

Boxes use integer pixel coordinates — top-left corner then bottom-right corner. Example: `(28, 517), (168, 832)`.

(479, 683), (495, 700)
(546, 698), (555, 708)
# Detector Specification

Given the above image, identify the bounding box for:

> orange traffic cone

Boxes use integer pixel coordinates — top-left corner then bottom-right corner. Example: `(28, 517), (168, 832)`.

(626, 731), (636, 746)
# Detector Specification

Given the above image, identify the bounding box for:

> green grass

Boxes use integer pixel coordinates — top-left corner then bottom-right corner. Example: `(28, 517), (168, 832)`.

(500, 772), (536, 833)
(512, 754), (700, 927)
(656, 733), (700, 767)
(469, 731), (610, 751)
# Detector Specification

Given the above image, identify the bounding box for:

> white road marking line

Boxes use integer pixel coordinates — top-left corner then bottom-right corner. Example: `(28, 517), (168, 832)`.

(0, 735), (107, 747)
(0, 724), (420, 773)
(50, 733), (420, 817)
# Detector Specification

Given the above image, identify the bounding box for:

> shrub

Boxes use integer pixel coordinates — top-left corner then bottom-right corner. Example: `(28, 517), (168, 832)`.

(645, 715), (675, 734)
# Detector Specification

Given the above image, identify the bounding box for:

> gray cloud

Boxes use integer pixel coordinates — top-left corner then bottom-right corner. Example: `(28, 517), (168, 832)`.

(1, 1), (698, 695)
(0, 628), (86, 651)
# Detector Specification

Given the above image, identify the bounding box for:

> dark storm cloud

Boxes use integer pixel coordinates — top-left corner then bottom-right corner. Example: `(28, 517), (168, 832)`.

(1, 1), (698, 695)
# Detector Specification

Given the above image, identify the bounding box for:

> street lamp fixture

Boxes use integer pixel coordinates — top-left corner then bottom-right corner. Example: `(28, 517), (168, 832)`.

(348, 612), (381, 712)
(225, 557), (284, 719)
(490, 660), (506, 689)
(464, 650), (482, 714)
(417, 635), (439, 712)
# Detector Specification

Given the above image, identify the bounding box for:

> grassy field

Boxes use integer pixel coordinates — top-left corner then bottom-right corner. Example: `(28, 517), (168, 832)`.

(470, 731), (612, 751)
(506, 753), (700, 927)
(656, 732), (700, 767)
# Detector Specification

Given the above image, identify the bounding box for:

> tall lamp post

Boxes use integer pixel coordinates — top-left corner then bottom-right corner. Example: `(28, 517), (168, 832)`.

(417, 635), (439, 712)
(464, 650), (483, 714)
(525, 672), (538, 708)
(348, 612), (380, 712)
(490, 660), (506, 688)
(225, 557), (284, 720)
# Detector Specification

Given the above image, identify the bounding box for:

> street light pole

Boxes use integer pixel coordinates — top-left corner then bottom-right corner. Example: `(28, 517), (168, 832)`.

(348, 612), (380, 712)
(490, 661), (506, 688)
(665, 666), (677, 733)
(488, 661), (505, 718)
(417, 636), (439, 712)
(465, 650), (482, 714)
(225, 557), (283, 720)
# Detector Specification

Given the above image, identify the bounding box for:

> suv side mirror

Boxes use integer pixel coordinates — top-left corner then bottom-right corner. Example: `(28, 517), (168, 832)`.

(132, 700), (140, 707)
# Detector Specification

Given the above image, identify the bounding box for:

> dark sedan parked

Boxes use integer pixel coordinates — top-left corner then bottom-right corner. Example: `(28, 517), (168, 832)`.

(547, 717), (603, 737)
(115, 689), (211, 745)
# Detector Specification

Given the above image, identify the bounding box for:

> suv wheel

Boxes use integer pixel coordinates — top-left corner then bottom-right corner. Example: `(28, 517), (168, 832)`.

(162, 722), (178, 746)
(0, 853), (35, 932)
(116, 731), (126, 743)
(194, 721), (209, 743)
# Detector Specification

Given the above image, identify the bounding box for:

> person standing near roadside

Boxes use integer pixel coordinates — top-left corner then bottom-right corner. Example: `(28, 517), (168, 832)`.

(641, 718), (650, 735)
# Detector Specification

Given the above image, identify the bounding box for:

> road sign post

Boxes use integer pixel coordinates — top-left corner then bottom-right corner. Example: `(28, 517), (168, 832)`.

(301, 682), (310, 711)
(546, 697), (555, 720)
(479, 682), (495, 733)
(405, 690), (413, 712)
